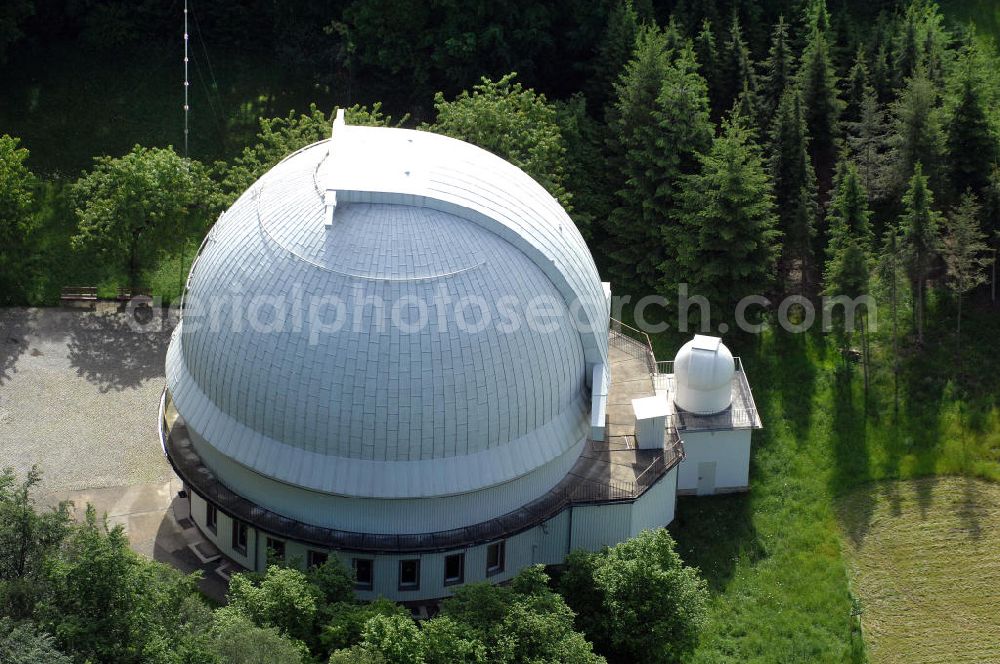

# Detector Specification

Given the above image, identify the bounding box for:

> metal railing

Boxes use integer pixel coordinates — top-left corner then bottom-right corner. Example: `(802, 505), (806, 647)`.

(609, 318), (657, 372)
(161, 389), (685, 554)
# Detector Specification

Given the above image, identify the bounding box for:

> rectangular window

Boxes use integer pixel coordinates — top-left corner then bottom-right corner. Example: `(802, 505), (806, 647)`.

(399, 559), (420, 591)
(232, 520), (248, 555)
(205, 503), (217, 534)
(444, 553), (464, 586)
(307, 550), (329, 569)
(266, 537), (285, 561)
(353, 558), (374, 590)
(486, 541), (505, 576)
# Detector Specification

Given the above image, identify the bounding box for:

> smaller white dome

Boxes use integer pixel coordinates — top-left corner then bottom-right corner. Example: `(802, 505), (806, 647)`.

(673, 335), (735, 415)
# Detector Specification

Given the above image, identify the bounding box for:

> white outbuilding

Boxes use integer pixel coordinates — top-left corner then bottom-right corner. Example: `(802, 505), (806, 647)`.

(158, 112), (760, 605)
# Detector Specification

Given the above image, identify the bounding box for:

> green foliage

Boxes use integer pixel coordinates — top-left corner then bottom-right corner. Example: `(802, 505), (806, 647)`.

(769, 87), (818, 283)
(846, 86), (893, 205)
(824, 163), (874, 349)
(891, 67), (945, 195)
(717, 13), (757, 122)
(70, 145), (218, 290)
(941, 191), (990, 302)
(222, 102), (407, 203)
(439, 565), (604, 664)
(604, 27), (712, 293)
(0, 618), (72, 664)
(320, 598), (408, 654)
(211, 610), (307, 664)
(843, 47), (871, 126)
(587, 0), (642, 116)
(797, 17), (843, 194)
(35, 504), (210, 664)
(561, 529), (708, 664)
(427, 72), (571, 212)
(675, 118), (781, 324)
(227, 565), (321, 646)
(555, 95), (611, 242)
(0, 135), (36, 303)
(944, 54), (998, 202)
(760, 16), (795, 126)
(899, 163), (943, 342)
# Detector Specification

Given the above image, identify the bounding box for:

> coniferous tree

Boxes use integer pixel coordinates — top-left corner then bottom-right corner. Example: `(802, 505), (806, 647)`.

(871, 40), (893, 103)
(693, 18), (718, 101)
(797, 8), (842, 202)
(847, 87), (893, 206)
(944, 56), (998, 204)
(769, 87), (818, 290)
(899, 163), (942, 344)
(842, 46), (869, 126)
(760, 16), (795, 126)
(893, 8), (920, 88)
(605, 28), (713, 293)
(674, 118), (781, 327)
(890, 65), (944, 195)
(716, 12), (757, 122)
(824, 162), (874, 384)
(940, 191), (991, 367)
(588, 0), (642, 116)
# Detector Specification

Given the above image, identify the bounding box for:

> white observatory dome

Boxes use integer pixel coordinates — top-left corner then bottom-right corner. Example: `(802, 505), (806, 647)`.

(165, 115), (609, 507)
(673, 335), (735, 415)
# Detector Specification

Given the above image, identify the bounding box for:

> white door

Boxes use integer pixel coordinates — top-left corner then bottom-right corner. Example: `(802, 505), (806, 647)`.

(696, 461), (716, 496)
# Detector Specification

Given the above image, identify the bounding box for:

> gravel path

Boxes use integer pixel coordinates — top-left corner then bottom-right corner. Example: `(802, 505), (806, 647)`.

(0, 306), (175, 495)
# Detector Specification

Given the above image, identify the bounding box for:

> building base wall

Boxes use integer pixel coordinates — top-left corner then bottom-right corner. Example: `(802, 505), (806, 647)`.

(676, 429), (751, 495)
(184, 466), (680, 603)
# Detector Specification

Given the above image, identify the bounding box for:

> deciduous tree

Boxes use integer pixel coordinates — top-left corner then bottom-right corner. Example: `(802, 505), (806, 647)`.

(940, 192), (991, 365)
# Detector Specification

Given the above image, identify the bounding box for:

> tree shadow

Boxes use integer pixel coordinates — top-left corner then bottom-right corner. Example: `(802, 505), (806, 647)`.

(66, 308), (174, 392)
(956, 476), (985, 541)
(765, 328), (820, 446)
(0, 308), (33, 386)
(830, 367), (876, 547)
(668, 492), (764, 593)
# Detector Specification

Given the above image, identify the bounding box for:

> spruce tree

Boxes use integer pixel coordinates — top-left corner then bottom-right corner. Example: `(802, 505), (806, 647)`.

(890, 66), (944, 195)
(797, 14), (842, 201)
(893, 8), (920, 88)
(769, 87), (818, 289)
(940, 192), (991, 366)
(842, 47), (869, 126)
(588, 0), (642, 116)
(846, 87), (893, 206)
(871, 41), (893, 104)
(717, 12), (757, 122)
(674, 119), (781, 327)
(760, 16), (795, 126)
(899, 163), (942, 344)
(605, 28), (713, 294)
(693, 19), (718, 101)
(944, 57), (998, 203)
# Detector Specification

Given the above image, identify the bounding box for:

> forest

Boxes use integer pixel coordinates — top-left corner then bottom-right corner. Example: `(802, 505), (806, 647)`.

(2, 0), (1000, 662)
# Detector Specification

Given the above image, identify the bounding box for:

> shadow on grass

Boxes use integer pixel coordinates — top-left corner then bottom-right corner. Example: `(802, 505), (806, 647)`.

(0, 308), (33, 385)
(831, 365), (877, 547)
(67, 308), (174, 392)
(668, 493), (764, 592)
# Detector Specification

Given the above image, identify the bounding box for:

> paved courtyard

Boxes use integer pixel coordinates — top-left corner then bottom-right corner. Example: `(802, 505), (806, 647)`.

(0, 306), (227, 599)
(0, 305), (175, 494)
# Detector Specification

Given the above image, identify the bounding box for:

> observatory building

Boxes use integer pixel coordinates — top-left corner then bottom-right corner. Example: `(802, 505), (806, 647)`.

(158, 112), (760, 604)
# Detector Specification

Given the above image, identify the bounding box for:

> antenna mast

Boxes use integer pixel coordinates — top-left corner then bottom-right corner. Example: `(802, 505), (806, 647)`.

(183, 0), (189, 159)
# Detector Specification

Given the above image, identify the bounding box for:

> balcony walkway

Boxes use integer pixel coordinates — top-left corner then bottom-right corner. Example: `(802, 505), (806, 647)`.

(161, 330), (682, 554)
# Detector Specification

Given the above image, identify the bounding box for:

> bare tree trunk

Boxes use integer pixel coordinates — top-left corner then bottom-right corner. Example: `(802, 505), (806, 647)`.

(892, 271), (899, 414)
(861, 312), (870, 398)
(956, 294), (963, 378)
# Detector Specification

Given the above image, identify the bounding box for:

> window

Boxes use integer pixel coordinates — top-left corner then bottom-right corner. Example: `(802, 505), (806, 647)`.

(486, 541), (506, 576)
(205, 503), (217, 534)
(398, 559), (420, 591)
(266, 537), (285, 562)
(444, 553), (464, 586)
(307, 550), (329, 569)
(231, 520), (248, 555)
(353, 558), (374, 590)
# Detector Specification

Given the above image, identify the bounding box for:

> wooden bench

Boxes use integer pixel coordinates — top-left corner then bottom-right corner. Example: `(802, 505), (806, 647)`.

(59, 286), (98, 307)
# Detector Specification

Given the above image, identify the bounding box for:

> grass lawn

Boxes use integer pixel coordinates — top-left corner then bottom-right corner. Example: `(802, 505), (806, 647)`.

(655, 295), (1000, 662)
(839, 477), (1000, 663)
